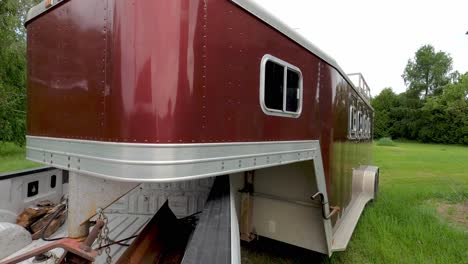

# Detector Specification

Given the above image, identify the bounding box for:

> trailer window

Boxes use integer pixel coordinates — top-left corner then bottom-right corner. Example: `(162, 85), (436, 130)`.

(352, 108), (357, 132)
(349, 96), (358, 138)
(363, 114), (368, 137)
(264, 61), (285, 111)
(261, 55), (302, 117)
(286, 69), (300, 112)
(358, 111), (363, 133)
(367, 116), (372, 138)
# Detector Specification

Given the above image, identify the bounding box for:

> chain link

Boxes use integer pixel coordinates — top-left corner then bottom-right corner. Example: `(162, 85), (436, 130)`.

(52, 252), (60, 264)
(96, 208), (112, 264)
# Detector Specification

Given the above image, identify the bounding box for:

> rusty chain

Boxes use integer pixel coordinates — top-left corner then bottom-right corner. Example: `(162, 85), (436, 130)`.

(96, 208), (112, 264)
(53, 252), (60, 264)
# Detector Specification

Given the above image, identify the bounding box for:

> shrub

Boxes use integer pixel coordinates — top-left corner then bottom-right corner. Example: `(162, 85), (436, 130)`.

(377, 137), (396, 146)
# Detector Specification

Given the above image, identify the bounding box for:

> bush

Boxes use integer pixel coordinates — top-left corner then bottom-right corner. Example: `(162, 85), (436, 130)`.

(377, 137), (397, 146)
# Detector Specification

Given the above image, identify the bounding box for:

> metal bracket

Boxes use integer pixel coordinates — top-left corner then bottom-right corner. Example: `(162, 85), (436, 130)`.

(239, 171), (256, 242)
(311, 192), (340, 220)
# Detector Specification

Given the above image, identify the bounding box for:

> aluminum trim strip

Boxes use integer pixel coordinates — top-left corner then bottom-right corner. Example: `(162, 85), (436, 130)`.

(26, 1), (46, 23)
(311, 144), (333, 256)
(26, 0), (69, 25)
(26, 136), (319, 183)
(229, 176), (241, 264)
(27, 146), (316, 165)
(26, 135), (315, 147)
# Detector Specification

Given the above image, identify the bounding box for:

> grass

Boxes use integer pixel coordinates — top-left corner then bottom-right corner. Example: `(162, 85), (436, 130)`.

(1, 141), (467, 263)
(327, 141), (468, 264)
(0, 142), (41, 173)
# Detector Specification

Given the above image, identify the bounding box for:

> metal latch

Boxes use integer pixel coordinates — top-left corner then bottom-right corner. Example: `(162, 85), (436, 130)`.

(311, 192), (340, 220)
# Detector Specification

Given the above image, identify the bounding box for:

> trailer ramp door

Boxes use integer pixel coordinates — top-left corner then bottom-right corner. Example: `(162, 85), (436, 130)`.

(182, 175), (234, 264)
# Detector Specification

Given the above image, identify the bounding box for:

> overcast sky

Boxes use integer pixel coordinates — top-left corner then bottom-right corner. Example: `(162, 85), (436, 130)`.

(251, 0), (468, 96)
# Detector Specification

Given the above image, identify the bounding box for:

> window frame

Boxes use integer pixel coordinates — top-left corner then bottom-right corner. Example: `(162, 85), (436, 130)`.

(358, 110), (363, 134)
(349, 96), (358, 138)
(349, 105), (355, 136)
(363, 114), (368, 138)
(260, 54), (303, 118)
(367, 115), (372, 138)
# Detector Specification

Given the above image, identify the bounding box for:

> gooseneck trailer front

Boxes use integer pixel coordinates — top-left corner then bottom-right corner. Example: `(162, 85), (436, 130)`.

(1, 0), (379, 263)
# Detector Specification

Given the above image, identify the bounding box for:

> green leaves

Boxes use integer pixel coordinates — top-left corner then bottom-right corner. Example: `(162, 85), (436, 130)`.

(402, 45), (453, 98)
(0, 0), (39, 146)
(373, 73), (468, 145)
(371, 88), (399, 138)
(374, 45), (466, 145)
(418, 74), (468, 144)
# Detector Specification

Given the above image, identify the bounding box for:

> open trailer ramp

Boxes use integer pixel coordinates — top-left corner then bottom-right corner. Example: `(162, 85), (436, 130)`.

(182, 176), (233, 264)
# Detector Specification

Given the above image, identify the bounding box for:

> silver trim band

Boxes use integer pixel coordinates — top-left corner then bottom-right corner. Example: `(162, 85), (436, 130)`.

(26, 136), (319, 183)
(26, 0), (69, 24)
(26, 1), (46, 23)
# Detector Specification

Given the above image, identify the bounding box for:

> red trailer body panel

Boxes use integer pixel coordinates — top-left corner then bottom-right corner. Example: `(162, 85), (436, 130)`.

(27, 0), (359, 144)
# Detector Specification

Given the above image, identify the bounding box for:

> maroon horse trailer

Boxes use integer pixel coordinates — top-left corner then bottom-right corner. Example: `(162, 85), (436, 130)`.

(11, 0), (378, 262)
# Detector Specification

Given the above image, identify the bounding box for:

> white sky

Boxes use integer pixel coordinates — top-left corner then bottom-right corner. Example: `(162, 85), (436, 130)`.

(251, 0), (468, 96)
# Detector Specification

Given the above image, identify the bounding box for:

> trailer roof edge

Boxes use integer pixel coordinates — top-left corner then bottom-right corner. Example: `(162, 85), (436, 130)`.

(230, 0), (373, 109)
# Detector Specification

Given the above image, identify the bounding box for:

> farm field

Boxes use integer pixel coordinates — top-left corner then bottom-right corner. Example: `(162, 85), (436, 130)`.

(0, 141), (467, 263)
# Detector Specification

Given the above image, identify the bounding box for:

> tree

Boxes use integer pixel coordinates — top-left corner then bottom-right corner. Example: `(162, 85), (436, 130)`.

(373, 45), (466, 145)
(373, 73), (468, 145)
(371, 88), (399, 138)
(0, 0), (40, 145)
(418, 73), (468, 144)
(402, 44), (453, 98)
(389, 92), (424, 140)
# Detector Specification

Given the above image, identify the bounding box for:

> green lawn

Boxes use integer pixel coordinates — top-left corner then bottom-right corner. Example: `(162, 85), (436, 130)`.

(1, 141), (467, 263)
(0, 142), (41, 173)
(328, 141), (467, 264)
(243, 141), (468, 263)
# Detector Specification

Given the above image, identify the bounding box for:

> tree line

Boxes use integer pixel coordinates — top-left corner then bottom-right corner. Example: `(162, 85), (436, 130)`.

(0, 0), (39, 146)
(372, 45), (468, 145)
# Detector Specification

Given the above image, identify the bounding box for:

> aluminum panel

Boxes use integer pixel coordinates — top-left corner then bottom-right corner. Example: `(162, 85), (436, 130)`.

(26, 136), (318, 182)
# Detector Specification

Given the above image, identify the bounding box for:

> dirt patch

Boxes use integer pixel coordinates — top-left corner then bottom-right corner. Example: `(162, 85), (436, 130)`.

(436, 200), (468, 229)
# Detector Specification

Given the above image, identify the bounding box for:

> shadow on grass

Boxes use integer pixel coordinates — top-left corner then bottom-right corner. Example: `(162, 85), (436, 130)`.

(241, 237), (326, 264)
